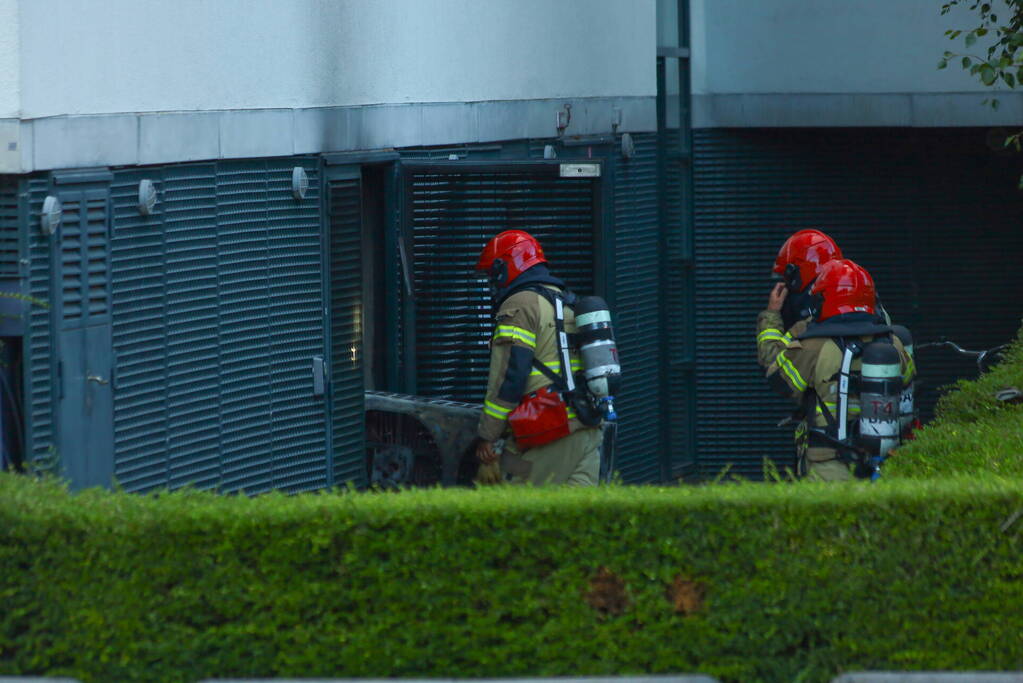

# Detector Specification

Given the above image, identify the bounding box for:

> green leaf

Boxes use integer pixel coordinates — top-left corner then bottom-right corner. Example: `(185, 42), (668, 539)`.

(992, 98), (1001, 110)
(939, 59), (949, 69)
(1000, 56), (1012, 68)
(1018, 173), (1023, 190)
(982, 64), (997, 84)
(966, 31), (978, 47)
(963, 56), (973, 68)
(1005, 72), (1016, 88)
(977, 27), (989, 37)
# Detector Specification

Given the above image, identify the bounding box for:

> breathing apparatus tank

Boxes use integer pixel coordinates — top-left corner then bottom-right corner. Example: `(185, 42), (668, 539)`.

(890, 324), (916, 437)
(574, 296), (621, 420)
(855, 340), (903, 459)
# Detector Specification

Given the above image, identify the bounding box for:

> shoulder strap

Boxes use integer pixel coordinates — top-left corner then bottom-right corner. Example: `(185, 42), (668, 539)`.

(521, 285), (576, 394)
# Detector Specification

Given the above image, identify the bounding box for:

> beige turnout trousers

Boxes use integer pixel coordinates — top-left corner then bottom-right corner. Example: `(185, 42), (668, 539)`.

(501, 427), (601, 486)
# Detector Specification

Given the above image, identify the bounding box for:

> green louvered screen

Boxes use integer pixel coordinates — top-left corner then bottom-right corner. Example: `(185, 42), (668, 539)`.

(610, 133), (665, 483)
(692, 128), (1023, 479)
(108, 158), (327, 493)
(23, 177), (56, 474)
(110, 168), (171, 490)
(405, 164), (597, 403)
(57, 189), (111, 326)
(327, 177), (366, 487)
(407, 163), (597, 404)
(0, 177), (18, 279)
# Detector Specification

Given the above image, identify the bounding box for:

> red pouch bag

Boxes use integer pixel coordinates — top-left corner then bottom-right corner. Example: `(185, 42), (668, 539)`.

(508, 386), (571, 449)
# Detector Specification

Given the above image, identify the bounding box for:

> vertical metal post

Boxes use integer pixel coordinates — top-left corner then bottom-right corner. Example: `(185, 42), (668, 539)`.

(677, 0), (698, 475)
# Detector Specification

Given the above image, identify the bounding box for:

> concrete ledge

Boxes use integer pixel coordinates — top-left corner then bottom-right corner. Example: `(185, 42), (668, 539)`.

(693, 92), (1023, 128)
(1, 96), (656, 174)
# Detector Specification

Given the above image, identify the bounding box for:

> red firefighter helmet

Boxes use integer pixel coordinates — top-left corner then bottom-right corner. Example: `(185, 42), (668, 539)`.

(773, 229), (843, 293)
(811, 259), (876, 321)
(475, 230), (547, 288)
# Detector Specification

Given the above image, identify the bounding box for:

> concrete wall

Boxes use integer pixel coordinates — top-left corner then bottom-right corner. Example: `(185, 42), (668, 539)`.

(0, 0), (18, 119)
(0, 0), (658, 171)
(691, 0), (1023, 127)
(17, 0), (654, 117)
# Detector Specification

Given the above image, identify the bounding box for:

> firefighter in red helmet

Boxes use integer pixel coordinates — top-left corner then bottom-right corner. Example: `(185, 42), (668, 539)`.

(472, 230), (601, 486)
(764, 259), (913, 481)
(756, 229), (843, 369)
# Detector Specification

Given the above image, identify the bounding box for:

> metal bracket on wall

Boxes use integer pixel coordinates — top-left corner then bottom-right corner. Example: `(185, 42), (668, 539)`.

(312, 355), (327, 398)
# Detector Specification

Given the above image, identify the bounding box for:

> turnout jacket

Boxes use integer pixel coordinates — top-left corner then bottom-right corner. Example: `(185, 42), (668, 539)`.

(756, 309), (808, 369)
(765, 328), (914, 462)
(477, 285), (585, 442)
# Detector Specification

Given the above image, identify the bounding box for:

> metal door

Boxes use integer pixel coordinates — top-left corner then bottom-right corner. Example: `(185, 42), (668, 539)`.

(52, 183), (114, 488)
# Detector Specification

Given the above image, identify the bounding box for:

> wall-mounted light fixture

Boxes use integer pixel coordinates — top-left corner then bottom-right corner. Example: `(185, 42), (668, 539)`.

(543, 144), (557, 160)
(138, 179), (157, 216)
(292, 166), (309, 200)
(621, 133), (636, 160)
(40, 196), (61, 236)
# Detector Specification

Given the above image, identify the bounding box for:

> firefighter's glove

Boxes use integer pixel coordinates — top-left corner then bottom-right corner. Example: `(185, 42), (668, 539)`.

(474, 439), (503, 486)
(474, 460), (503, 486)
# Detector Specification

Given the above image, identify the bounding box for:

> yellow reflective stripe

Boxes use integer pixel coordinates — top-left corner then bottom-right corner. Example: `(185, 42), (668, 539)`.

(567, 409), (577, 420)
(494, 325), (536, 348)
(529, 359), (583, 376)
(817, 402), (860, 415)
(903, 356), (916, 383)
(776, 352), (807, 392)
(758, 328), (785, 343)
(483, 400), (512, 420)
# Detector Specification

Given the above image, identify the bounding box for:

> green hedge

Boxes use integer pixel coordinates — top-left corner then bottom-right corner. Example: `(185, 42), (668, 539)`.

(887, 321), (1023, 479)
(2, 474), (1023, 683)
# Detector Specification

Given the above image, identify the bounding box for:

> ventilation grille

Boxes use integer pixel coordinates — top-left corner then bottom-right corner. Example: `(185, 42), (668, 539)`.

(407, 168), (597, 402)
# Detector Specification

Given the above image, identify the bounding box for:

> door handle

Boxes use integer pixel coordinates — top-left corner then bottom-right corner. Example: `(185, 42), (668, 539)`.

(86, 374), (109, 385)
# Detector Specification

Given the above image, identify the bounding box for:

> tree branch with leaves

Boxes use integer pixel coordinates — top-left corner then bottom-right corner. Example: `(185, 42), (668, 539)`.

(940, 1), (1023, 183)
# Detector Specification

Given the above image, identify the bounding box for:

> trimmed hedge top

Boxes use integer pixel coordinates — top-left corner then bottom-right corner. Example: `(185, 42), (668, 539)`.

(3, 474), (1023, 683)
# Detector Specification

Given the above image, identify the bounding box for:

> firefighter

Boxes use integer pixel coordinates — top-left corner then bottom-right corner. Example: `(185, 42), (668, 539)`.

(473, 230), (601, 486)
(765, 259), (913, 481)
(757, 229), (843, 369)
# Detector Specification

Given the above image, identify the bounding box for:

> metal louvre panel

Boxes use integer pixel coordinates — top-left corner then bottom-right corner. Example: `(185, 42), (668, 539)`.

(110, 159), (330, 494)
(409, 170), (596, 402)
(110, 170), (170, 491)
(216, 161), (273, 493)
(24, 178), (55, 472)
(692, 128), (1023, 479)
(612, 133), (663, 483)
(59, 196), (84, 323)
(164, 163), (222, 490)
(267, 159), (328, 492)
(0, 178), (17, 278)
(328, 178), (365, 487)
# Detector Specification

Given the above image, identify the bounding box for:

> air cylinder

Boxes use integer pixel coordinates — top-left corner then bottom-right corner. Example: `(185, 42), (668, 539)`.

(856, 340), (903, 458)
(574, 296), (621, 419)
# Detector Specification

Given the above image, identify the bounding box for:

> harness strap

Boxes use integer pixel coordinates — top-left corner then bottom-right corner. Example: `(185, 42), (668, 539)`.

(521, 284), (577, 395)
(836, 345), (855, 442)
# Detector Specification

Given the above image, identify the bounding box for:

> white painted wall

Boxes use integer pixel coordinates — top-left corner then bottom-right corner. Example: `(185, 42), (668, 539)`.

(0, 0), (19, 119)
(692, 0), (999, 95)
(14, 0), (655, 119)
